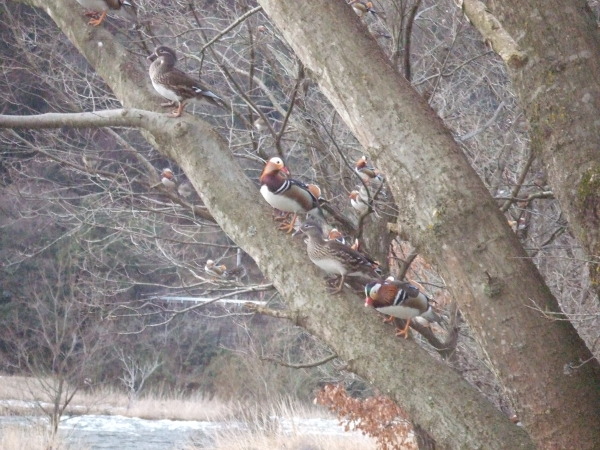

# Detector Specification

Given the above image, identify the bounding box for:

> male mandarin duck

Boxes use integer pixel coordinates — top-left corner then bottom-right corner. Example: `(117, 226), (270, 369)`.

(349, 189), (370, 215)
(205, 260), (246, 280)
(296, 221), (380, 293)
(364, 279), (442, 338)
(349, 1), (377, 17)
(259, 157), (321, 233)
(327, 229), (361, 252)
(355, 156), (383, 185)
(327, 228), (347, 245)
(205, 260), (227, 278)
(160, 168), (194, 198)
(148, 46), (226, 118)
(76, 0), (136, 26)
(161, 168), (177, 190)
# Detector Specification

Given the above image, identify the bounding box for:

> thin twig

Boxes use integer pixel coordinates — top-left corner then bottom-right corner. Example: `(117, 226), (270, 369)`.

(198, 5), (263, 54)
(457, 101), (505, 142)
(500, 149), (535, 212)
(275, 62), (305, 155)
(260, 353), (338, 369)
(115, 284), (274, 333)
(494, 191), (554, 203)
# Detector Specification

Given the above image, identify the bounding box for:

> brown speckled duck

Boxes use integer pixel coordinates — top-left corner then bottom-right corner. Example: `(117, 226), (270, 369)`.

(148, 46), (226, 117)
(297, 220), (380, 293)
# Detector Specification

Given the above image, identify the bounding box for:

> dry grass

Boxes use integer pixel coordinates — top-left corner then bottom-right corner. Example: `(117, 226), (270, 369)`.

(0, 375), (44, 402)
(0, 375), (233, 421)
(0, 423), (88, 450)
(207, 432), (377, 450)
(189, 397), (377, 450)
(0, 375), (336, 422)
(125, 393), (233, 421)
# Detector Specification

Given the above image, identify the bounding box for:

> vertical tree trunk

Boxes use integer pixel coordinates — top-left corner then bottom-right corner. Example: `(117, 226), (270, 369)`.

(484, 0), (600, 294)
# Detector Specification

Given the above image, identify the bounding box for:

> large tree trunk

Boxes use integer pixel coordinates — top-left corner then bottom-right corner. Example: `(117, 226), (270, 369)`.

(256, 0), (600, 447)
(7, 0), (598, 447)
(467, 0), (600, 295)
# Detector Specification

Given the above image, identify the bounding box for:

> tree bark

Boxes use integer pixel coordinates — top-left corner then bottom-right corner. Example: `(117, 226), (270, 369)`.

(256, 0), (600, 448)
(464, 0), (600, 297)
(6, 1), (535, 447)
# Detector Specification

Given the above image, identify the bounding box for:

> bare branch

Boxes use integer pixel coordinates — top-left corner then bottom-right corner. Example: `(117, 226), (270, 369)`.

(457, 0), (528, 68)
(500, 149), (535, 212)
(260, 353), (338, 368)
(244, 302), (302, 324)
(199, 5), (263, 54)
(0, 109), (158, 130)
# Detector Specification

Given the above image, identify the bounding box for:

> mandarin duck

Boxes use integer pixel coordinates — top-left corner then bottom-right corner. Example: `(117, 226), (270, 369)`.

(355, 156), (383, 185)
(76, 0), (136, 26)
(205, 260), (246, 280)
(364, 279), (442, 338)
(259, 157), (321, 233)
(161, 168), (177, 190)
(297, 221), (380, 293)
(253, 117), (268, 133)
(148, 46), (226, 118)
(349, 189), (370, 215)
(205, 260), (227, 278)
(161, 168), (194, 198)
(327, 228), (348, 245)
(326, 229), (361, 252)
(349, 1), (377, 17)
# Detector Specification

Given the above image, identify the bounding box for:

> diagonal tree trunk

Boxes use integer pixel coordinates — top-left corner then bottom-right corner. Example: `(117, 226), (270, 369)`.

(256, 0), (600, 447)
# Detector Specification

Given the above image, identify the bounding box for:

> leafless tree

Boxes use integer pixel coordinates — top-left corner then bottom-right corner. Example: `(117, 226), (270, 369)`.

(5, 253), (112, 443)
(0, 0), (598, 448)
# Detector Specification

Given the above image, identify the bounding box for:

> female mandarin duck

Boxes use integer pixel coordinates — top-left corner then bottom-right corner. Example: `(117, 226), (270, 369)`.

(259, 157), (321, 233)
(148, 46), (226, 118)
(297, 221), (380, 293)
(76, 0), (136, 26)
(364, 278), (442, 338)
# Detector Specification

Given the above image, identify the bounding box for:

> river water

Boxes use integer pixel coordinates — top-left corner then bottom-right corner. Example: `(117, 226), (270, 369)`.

(0, 413), (358, 449)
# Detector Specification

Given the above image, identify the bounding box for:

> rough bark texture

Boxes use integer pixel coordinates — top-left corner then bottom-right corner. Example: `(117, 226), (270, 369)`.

(478, 0), (600, 296)
(256, 0), (600, 448)
(8, 0), (534, 447)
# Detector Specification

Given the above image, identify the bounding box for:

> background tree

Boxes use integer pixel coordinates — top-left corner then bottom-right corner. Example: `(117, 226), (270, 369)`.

(4, 251), (112, 444)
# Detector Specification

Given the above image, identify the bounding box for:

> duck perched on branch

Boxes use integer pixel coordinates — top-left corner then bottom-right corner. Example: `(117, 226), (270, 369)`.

(296, 220), (380, 293)
(259, 157), (322, 233)
(364, 278), (442, 338)
(148, 46), (226, 118)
